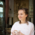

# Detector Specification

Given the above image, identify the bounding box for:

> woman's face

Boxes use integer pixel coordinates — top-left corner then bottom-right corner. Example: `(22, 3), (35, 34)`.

(18, 10), (27, 21)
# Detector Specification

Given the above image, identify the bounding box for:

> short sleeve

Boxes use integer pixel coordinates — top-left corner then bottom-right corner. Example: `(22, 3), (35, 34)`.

(10, 22), (16, 35)
(30, 23), (34, 35)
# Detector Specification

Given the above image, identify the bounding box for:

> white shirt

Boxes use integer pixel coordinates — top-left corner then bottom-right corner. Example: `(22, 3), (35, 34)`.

(10, 21), (34, 35)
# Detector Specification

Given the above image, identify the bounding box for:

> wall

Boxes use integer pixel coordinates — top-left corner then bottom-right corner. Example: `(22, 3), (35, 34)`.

(9, 0), (29, 24)
(14, 0), (29, 23)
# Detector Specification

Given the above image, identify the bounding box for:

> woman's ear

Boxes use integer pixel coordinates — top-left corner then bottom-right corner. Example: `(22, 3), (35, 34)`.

(26, 14), (28, 17)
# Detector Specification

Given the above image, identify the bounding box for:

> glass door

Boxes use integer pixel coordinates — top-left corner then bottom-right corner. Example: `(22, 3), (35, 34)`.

(0, 1), (5, 35)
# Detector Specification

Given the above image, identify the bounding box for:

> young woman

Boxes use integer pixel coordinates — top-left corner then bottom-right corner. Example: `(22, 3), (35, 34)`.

(10, 8), (34, 35)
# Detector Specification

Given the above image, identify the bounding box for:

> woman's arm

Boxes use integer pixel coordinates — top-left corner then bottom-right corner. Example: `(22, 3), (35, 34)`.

(17, 31), (25, 35)
(10, 22), (16, 35)
(29, 23), (34, 35)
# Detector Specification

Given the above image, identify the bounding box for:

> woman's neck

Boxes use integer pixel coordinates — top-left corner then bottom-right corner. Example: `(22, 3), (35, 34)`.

(21, 20), (27, 24)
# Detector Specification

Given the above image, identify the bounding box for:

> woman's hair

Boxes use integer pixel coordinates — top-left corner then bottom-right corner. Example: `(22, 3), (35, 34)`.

(18, 8), (29, 25)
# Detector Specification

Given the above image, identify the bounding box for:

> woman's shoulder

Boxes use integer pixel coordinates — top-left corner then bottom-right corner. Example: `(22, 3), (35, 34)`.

(28, 21), (34, 27)
(12, 21), (19, 27)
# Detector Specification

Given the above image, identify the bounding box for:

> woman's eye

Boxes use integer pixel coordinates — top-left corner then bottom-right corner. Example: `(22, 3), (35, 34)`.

(18, 13), (23, 15)
(21, 14), (23, 15)
(18, 14), (23, 15)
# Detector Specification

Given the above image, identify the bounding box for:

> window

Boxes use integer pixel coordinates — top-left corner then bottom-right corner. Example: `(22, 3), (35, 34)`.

(0, 1), (3, 5)
(0, 7), (3, 12)
(0, 1), (3, 25)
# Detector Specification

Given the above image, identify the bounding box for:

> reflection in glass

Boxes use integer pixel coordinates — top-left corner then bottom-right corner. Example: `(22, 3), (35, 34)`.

(0, 1), (3, 5)
(0, 7), (3, 12)
(0, 13), (3, 17)
(0, 1), (4, 35)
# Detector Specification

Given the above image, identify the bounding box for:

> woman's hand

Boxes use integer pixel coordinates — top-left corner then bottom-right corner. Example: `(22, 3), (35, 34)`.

(12, 30), (18, 35)
(12, 30), (16, 35)
(17, 31), (25, 35)
(12, 30), (25, 35)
